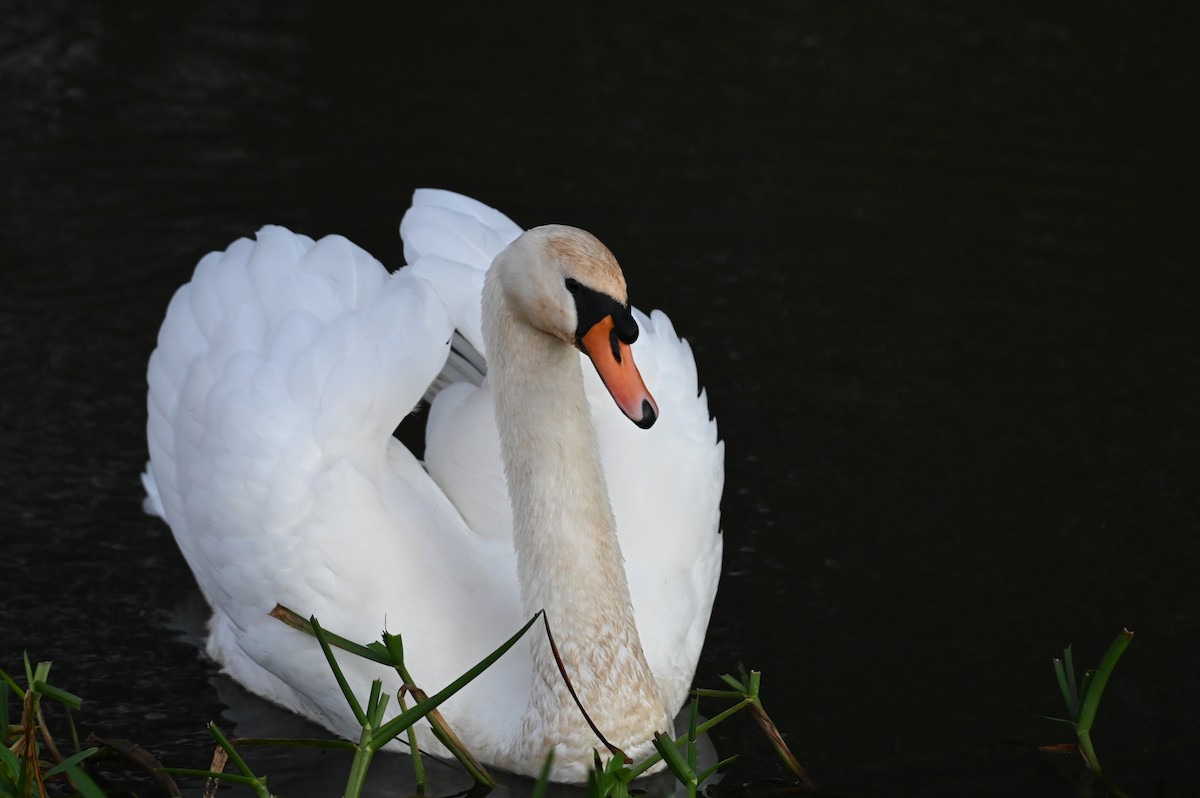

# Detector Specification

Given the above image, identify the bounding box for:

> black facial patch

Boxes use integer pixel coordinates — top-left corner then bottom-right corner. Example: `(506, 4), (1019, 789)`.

(570, 279), (639, 353)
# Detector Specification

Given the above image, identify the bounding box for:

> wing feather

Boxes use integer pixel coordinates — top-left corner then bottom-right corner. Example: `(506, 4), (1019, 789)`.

(399, 193), (724, 712)
(145, 226), (460, 630)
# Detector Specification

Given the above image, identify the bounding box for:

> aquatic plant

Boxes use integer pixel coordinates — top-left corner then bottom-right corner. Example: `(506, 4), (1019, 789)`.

(3, 610), (808, 798)
(171, 608), (811, 798)
(1046, 628), (1133, 796)
(0, 654), (103, 798)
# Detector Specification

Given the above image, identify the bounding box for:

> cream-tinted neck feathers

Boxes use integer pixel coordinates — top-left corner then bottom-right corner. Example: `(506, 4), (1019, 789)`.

(481, 227), (669, 776)
(487, 225), (627, 343)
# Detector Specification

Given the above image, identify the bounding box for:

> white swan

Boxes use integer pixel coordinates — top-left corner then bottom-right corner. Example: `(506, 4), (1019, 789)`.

(143, 189), (723, 781)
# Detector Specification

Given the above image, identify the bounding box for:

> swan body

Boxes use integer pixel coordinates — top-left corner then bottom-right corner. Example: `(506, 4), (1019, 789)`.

(144, 190), (723, 781)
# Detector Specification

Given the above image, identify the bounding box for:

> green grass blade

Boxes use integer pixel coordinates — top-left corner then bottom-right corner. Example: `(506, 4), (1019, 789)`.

(624, 696), (755, 781)
(691, 698), (753, 737)
(601, 754), (632, 798)
(1037, 713), (1076, 725)
(32, 681), (82, 711)
(396, 690), (426, 793)
(31, 661), (51, 689)
(64, 763), (106, 798)
(381, 633), (409, 686)
(1063, 646), (1079, 713)
(382, 632), (403, 665)
(343, 729), (378, 798)
(1052, 657), (1077, 721)
(718, 673), (746, 692)
(44, 746), (99, 777)
(385, 634), (495, 788)
(1080, 670), (1096, 711)
(66, 708), (82, 753)
(367, 679), (382, 713)
(692, 688), (744, 699)
(0, 678), (8, 735)
(531, 749), (555, 798)
(381, 631), (431, 788)
(310, 616), (367, 726)
(270, 605), (393, 666)
(207, 722), (260, 781)
(586, 752), (604, 798)
(747, 670), (761, 698)
(687, 697), (699, 773)
(0, 666), (23, 695)
(652, 731), (697, 788)
(174, 751), (275, 798)
(366, 679), (386, 727)
(697, 755), (739, 784)
(0, 744), (21, 777)
(1077, 629), (1134, 734)
(14, 750), (31, 798)
(369, 612), (542, 748)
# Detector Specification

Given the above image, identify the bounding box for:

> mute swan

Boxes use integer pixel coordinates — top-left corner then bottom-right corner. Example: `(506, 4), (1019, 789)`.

(143, 189), (723, 781)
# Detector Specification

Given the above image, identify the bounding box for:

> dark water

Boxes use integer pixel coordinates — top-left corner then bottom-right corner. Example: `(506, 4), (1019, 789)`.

(3, 3), (1198, 796)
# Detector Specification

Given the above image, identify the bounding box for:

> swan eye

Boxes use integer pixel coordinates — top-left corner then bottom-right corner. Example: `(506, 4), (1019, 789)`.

(564, 277), (582, 294)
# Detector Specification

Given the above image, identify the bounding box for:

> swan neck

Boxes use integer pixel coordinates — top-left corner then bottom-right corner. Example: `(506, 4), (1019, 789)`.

(483, 275), (629, 621)
(481, 265), (668, 771)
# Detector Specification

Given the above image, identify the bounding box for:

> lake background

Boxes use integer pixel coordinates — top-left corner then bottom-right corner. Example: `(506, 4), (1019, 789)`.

(2, 3), (1197, 796)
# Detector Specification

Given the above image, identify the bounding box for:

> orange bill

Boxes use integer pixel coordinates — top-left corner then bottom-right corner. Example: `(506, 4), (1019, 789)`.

(579, 316), (659, 429)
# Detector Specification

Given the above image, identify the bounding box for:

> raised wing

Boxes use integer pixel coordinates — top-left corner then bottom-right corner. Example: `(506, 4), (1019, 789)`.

(402, 191), (724, 712)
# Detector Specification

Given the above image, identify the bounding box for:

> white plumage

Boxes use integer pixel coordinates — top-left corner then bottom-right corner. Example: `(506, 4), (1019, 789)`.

(144, 189), (723, 781)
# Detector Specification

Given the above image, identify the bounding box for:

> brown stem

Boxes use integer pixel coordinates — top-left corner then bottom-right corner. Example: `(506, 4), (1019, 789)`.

(749, 702), (815, 791)
(540, 611), (630, 763)
(86, 734), (183, 796)
(204, 743), (230, 798)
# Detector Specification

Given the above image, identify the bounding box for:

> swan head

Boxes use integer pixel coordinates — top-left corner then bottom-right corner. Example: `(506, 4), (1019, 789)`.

(491, 225), (659, 429)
